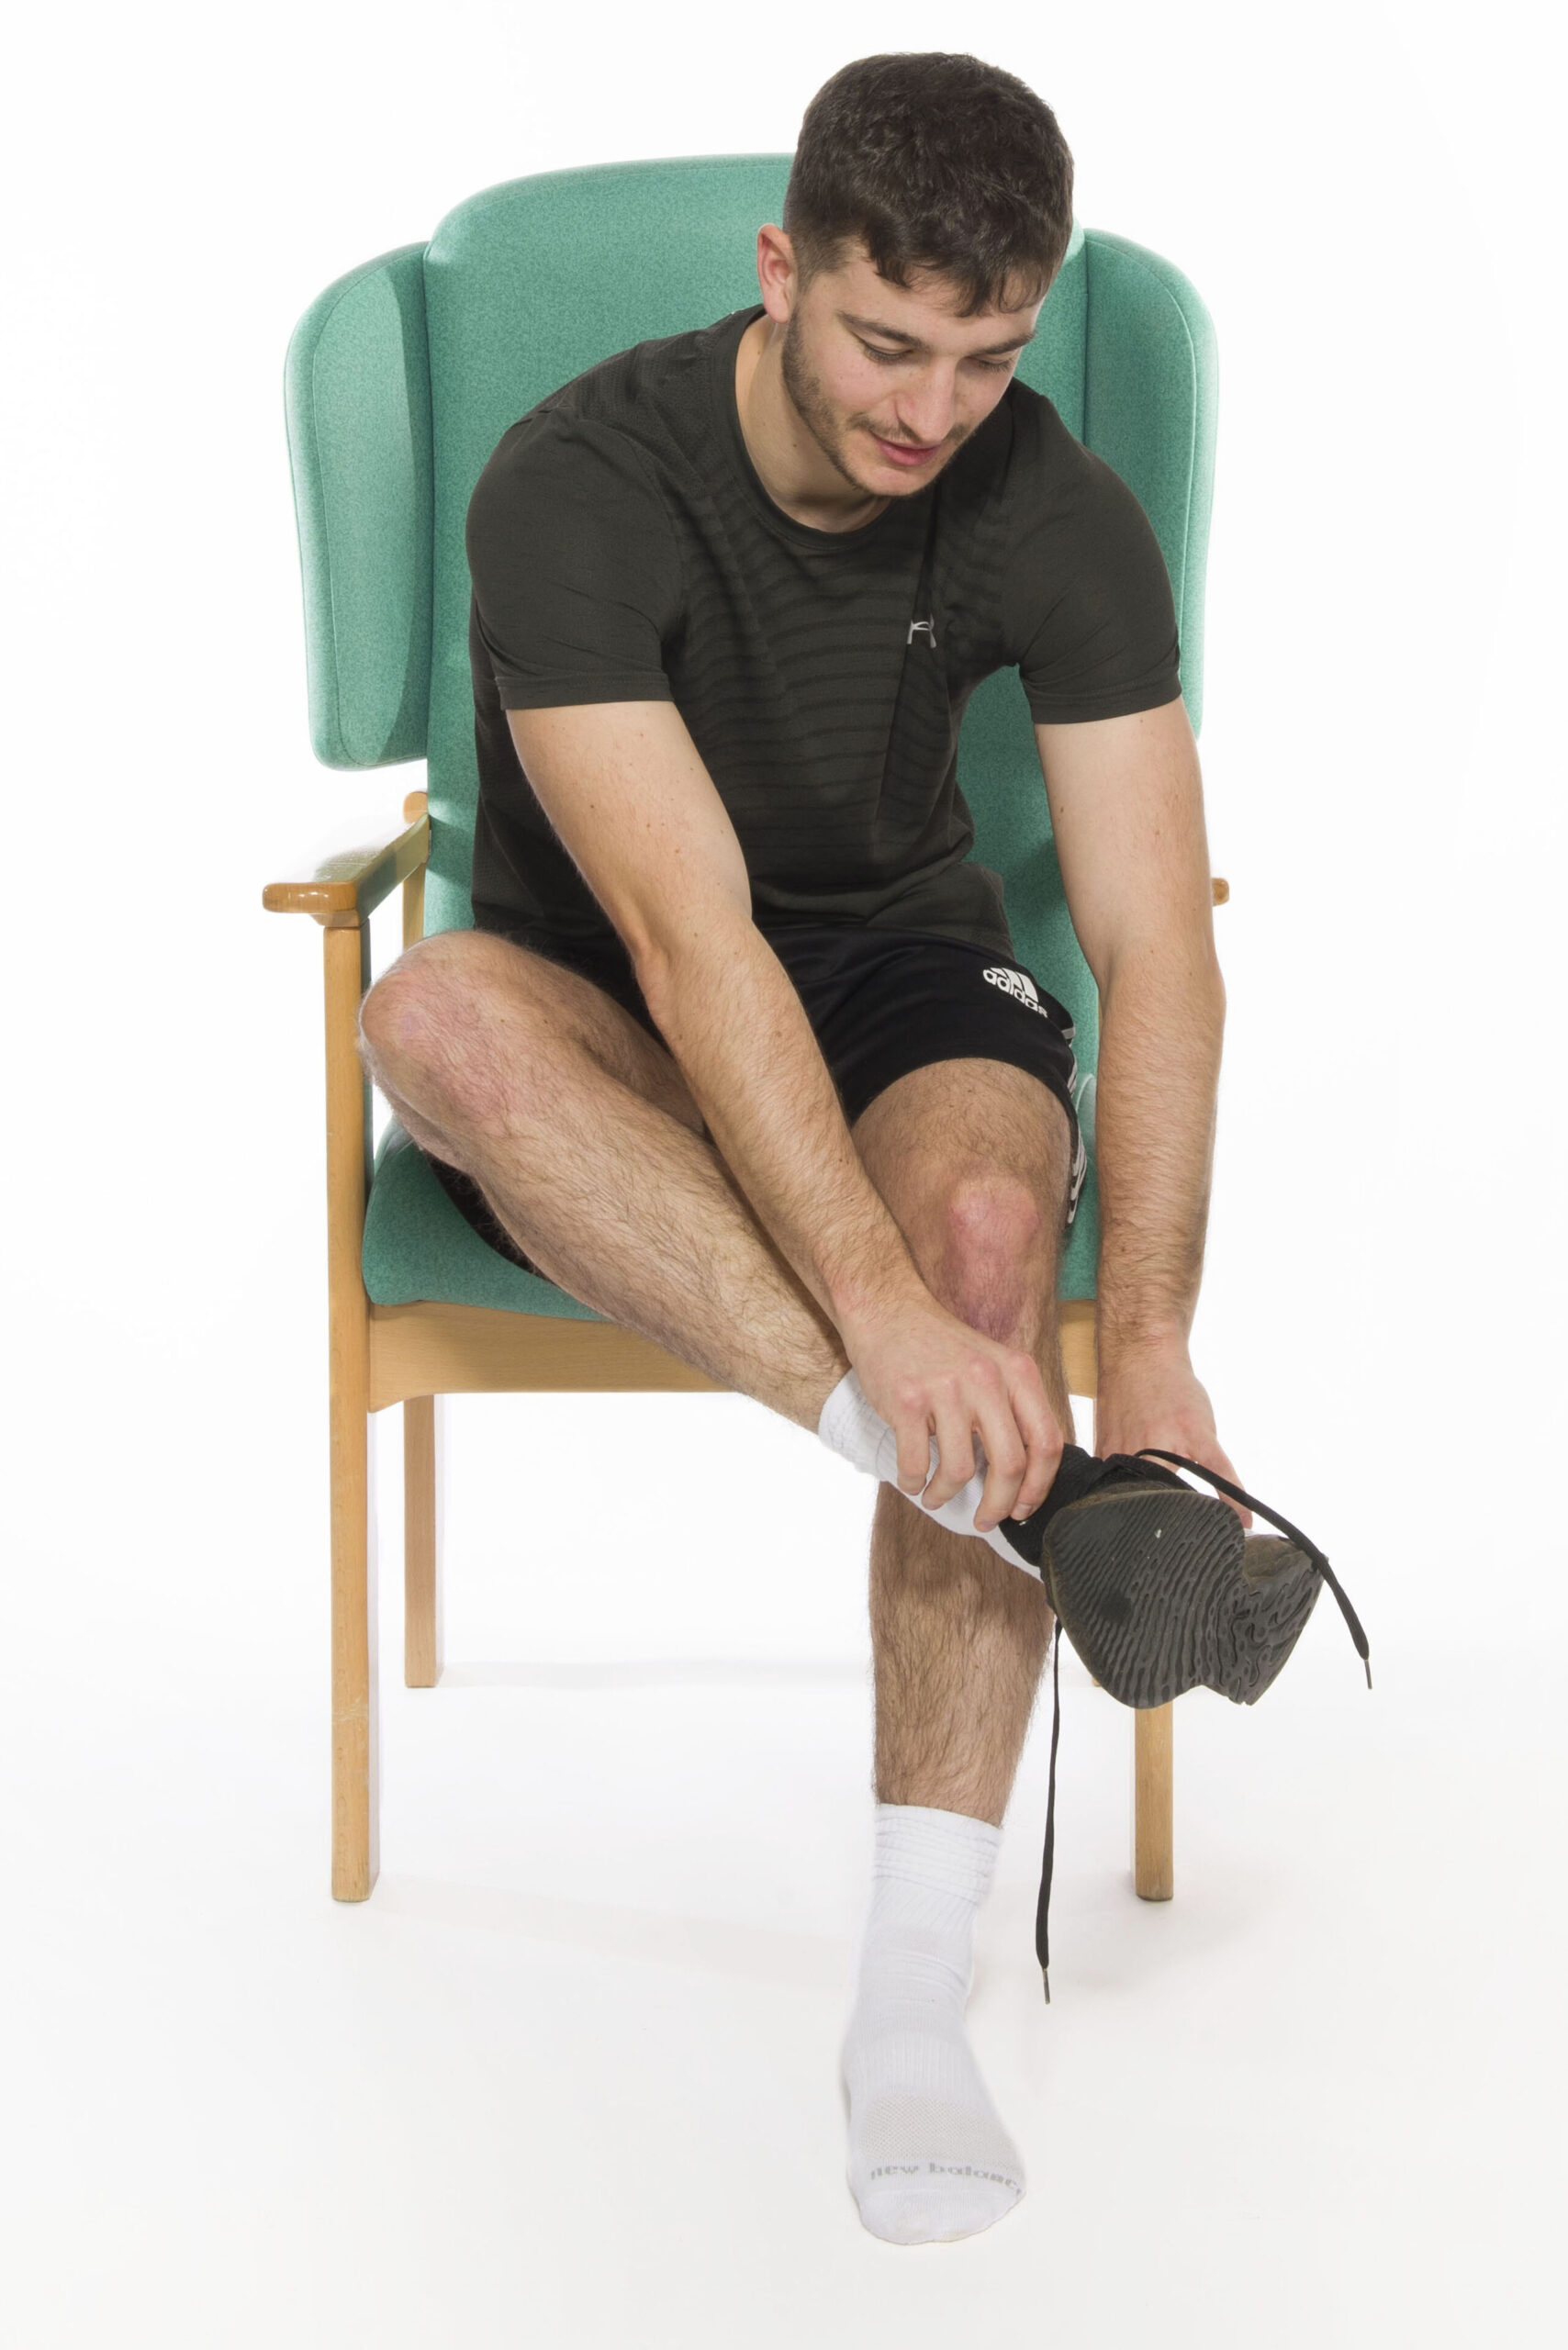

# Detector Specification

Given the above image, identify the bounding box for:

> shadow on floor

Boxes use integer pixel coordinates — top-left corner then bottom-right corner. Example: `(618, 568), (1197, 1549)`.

(436, 1658), (870, 1691)
(374, 1874), (851, 1990)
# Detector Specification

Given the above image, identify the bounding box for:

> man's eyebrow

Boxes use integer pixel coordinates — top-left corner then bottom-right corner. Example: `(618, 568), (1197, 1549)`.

(838, 309), (1036, 357)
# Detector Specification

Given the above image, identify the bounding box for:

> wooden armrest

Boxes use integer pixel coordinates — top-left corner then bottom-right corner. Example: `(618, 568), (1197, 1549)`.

(1212, 878), (1229, 905)
(263, 791), (430, 923)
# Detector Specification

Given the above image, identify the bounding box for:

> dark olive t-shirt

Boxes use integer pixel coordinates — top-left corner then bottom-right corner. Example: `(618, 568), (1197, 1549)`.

(465, 303), (1182, 962)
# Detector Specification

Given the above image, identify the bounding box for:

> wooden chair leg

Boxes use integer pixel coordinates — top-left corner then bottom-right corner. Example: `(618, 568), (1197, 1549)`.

(326, 921), (377, 1902)
(1134, 1703), (1174, 1900)
(329, 1362), (377, 1899)
(404, 1394), (441, 1687)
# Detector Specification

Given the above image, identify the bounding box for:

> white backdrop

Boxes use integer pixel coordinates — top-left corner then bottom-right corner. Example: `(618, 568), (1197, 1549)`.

(3, 4), (1563, 2342)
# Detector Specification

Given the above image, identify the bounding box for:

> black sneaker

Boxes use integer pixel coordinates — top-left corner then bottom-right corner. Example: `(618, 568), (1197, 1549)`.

(1010, 1445), (1372, 1999)
(1001, 1444), (1369, 1710)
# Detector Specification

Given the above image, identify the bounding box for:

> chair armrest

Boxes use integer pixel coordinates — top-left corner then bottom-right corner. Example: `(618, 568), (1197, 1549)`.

(263, 792), (430, 923)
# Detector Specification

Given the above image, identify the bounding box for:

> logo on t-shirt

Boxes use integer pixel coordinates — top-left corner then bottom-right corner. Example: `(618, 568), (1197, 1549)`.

(982, 965), (1047, 1015)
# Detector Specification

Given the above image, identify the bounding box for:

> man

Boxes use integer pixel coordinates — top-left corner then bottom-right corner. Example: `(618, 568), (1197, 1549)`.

(359, 51), (1240, 2245)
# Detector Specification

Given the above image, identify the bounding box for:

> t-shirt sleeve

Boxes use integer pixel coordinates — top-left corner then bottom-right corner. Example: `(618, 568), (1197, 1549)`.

(465, 411), (682, 710)
(1003, 443), (1183, 724)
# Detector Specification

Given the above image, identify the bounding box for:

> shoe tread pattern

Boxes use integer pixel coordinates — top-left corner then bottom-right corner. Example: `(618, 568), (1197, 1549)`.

(1043, 1489), (1321, 1708)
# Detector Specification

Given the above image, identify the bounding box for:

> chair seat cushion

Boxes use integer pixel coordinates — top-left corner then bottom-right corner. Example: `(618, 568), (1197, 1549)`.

(363, 1114), (1100, 1316)
(363, 1121), (608, 1319)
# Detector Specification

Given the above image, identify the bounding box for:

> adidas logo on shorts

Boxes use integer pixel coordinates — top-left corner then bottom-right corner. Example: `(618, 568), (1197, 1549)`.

(982, 965), (1048, 1015)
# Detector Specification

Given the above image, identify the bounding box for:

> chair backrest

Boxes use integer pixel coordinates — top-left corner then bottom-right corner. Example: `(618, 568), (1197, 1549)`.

(286, 153), (1215, 1093)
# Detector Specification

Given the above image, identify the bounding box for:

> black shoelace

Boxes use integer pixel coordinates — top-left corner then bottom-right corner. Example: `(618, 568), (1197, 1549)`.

(1034, 1449), (1372, 2000)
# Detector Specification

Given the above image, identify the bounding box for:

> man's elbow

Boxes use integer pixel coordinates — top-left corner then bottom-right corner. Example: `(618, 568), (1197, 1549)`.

(1100, 923), (1225, 1010)
(629, 892), (755, 1016)
(1182, 937), (1226, 1037)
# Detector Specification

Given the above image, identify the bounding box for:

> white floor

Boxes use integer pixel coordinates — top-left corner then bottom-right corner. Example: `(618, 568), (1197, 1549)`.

(4, 1382), (1563, 2347)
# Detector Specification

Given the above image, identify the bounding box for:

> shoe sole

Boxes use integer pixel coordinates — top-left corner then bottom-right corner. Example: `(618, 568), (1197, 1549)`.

(1040, 1485), (1322, 1708)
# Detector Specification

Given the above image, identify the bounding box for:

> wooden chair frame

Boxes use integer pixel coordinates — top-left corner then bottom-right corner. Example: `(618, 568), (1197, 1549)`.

(265, 788), (1189, 1908)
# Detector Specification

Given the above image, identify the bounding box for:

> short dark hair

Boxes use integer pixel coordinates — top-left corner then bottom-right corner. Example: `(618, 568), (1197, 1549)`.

(782, 53), (1074, 318)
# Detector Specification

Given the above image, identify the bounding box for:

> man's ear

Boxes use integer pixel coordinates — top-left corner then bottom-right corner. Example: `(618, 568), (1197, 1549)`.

(755, 223), (799, 328)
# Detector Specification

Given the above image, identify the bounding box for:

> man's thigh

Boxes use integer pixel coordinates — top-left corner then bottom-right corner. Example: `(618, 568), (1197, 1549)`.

(850, 1058), (1074, 1340)
(384, 926), (707, 1138)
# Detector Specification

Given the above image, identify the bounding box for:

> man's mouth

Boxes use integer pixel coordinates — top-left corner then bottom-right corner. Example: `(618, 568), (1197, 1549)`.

(868, 431), (945, 471)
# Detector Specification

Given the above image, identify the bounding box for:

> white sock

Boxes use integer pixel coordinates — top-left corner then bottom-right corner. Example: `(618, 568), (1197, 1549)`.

(817, 1370), (1038, 1572)
(842, 1805), (1025, 2245)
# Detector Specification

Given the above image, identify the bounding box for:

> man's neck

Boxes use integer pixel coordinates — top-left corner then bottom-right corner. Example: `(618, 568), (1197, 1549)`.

(734, 314), (889, 535)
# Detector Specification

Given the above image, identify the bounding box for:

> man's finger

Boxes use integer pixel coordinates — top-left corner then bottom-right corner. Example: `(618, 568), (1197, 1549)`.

(895, 1414), (934, 1498)
(1003, 1371), (1062, 1519)
(971, 1396), (1031, 1530)
(922, 1400), (977, 1515)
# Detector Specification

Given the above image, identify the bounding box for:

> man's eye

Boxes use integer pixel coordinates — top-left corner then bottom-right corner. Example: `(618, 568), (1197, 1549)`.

(857, 340), (1013, 375)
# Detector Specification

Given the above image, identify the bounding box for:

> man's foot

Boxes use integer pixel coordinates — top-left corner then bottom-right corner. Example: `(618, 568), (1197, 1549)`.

(1001, 1445), (1323, 1709)
(844, 1807), (1025, 2245)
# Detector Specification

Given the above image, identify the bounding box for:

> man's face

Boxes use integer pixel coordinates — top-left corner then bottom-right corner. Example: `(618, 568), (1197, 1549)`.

(779, 241), (1045, 498)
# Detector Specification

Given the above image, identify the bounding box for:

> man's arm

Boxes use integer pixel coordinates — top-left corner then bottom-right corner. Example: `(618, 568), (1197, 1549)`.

(510, 700), (1063, 1526)
(1036, 698), (1249, 1506)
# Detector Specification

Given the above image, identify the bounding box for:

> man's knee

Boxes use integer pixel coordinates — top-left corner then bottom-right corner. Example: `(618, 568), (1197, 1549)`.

(360, 933), (459, 1070)
(358, 931), (520, 1113)
(935, 1174), (1053, 1343)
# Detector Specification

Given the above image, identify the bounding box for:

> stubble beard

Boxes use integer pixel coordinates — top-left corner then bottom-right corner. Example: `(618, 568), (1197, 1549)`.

(778, 314), (964, 500)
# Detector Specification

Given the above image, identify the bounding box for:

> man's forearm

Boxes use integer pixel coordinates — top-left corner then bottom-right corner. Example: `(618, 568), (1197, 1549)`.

(637, 916), (926, 1327)
(1093, 943), (1226, 1364)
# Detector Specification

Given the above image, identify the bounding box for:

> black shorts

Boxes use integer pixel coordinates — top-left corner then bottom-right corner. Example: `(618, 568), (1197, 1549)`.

(426, 922), (1089, 1277)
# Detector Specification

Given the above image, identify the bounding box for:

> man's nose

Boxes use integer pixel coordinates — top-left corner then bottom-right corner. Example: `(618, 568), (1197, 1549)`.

(890, 411), (955, 450)
(890, 377), (958, 447)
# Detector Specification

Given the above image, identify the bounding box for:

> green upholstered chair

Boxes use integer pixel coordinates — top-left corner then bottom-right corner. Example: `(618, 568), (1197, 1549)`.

(264, 155), (1219, 1907)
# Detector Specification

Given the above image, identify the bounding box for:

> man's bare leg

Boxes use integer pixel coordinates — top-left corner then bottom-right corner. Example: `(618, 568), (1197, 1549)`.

(359, 929), (849, 1428)
(840, 1058), (1075, 2245)
(850, 1058), (1074, 1819)
(868, 1385), (1070, 1825)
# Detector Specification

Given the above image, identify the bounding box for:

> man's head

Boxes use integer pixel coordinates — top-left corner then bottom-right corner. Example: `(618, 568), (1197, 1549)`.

(765, 53), (1074, 499)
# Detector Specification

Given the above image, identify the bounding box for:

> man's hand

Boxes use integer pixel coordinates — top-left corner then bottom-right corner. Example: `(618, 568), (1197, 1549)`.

(1093, 1336), (1252, 1527)
(839, 1292), (1066, 1534)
